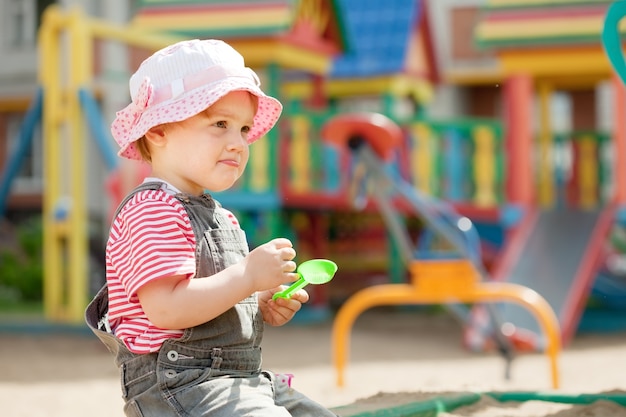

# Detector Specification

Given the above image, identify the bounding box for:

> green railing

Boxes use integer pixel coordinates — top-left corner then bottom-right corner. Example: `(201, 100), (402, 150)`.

(544, 131), (611, 208)
(225, 110), (611, 211)
(277, 110), (506, 208)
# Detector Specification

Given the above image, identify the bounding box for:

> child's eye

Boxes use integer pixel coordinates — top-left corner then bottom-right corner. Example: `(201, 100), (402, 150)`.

(241, 126), (251, 134)
(214, 120), (227, 128)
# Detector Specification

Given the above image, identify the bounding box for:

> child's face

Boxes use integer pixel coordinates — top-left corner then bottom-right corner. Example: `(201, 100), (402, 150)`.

(151, 91), (256, 194)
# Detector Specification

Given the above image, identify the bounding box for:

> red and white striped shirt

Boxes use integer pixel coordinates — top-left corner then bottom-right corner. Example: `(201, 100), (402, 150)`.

(106, 180), (240, 354)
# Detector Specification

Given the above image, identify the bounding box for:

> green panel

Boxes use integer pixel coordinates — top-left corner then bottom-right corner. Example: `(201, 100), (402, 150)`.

(331, 391), (626, 417)
(147, 25), (291, 40)
(487, 391), (626, 406)
(331, 393), (481, 417)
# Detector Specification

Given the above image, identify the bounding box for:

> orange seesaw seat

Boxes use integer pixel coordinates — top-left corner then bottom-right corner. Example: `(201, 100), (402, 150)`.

(331, 258), (561, 388)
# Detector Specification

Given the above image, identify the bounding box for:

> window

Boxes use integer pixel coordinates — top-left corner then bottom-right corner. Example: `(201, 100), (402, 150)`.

(5, 0), (36, 49)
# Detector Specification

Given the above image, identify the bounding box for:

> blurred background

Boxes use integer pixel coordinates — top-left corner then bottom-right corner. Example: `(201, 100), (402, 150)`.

(1, 0), (626, 355)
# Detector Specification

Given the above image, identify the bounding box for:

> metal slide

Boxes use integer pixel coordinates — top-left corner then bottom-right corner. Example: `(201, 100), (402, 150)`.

(488, 206), (614, 348)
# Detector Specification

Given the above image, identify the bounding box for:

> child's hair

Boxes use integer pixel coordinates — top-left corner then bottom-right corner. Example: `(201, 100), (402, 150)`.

(111, 39), (282, 161)
(134, 136), (151, 163)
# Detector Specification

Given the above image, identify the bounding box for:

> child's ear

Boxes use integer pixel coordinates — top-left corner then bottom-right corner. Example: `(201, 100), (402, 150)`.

(144, 126), (167, 147)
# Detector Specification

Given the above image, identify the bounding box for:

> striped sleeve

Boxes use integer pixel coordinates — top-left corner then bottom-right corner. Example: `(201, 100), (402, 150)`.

(107, 190), (197, 299)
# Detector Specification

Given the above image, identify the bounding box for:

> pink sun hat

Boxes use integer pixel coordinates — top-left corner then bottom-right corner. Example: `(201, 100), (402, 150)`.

(111, 39), (283, 160)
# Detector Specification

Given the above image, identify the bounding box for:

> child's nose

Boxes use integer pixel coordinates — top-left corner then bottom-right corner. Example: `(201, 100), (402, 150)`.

(227, 132), (247, 150)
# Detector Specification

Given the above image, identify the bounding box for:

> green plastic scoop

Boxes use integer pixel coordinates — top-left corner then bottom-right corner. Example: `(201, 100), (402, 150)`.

(272, 259), (338, 300)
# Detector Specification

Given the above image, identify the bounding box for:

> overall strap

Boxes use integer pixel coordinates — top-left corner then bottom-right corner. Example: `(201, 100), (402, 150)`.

(112, 181), (164, 220)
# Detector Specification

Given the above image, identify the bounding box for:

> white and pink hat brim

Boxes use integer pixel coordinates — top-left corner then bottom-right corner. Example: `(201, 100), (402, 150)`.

(111, 40), (283, 161)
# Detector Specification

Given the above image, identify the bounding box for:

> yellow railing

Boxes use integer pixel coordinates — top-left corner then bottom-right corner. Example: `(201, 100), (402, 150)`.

(277, 112), (505, 207)
(39, 5), (183, 323)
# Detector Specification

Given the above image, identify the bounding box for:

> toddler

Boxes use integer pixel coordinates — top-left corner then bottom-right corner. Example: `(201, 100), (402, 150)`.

(86, 39), (337, 417)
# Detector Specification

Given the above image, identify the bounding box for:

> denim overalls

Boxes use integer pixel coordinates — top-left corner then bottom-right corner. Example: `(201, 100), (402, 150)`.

(86, 182), (336, 416)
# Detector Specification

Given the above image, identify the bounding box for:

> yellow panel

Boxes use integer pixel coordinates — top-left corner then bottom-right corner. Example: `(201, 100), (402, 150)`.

(443, 68), (505, 86)
(132, 9), (291, 30)
(249, 137), (269, 191)
(500, 48), (613, 78)
(477, 16), (603, 41)
(472, 126), (497, 207)
(537, 82), (554, 208)
(233, 42), (331, 74)
(326, 76), (433, 102)
(410, 123), (433, 194)
(282, 75), (433, 102)
(577, 137), (598, 209)
(290, 117), (311, 193)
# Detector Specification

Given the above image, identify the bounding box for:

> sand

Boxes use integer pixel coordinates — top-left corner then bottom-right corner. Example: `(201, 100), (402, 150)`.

(1, 308), (625, 416)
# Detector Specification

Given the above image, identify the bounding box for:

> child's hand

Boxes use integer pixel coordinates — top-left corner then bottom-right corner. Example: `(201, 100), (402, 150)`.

(258, 288), (310, 326)
(242, 238), (298, 292)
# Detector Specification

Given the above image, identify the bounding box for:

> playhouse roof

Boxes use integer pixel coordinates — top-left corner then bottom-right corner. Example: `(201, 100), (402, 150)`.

(323, 0), (437, 103)
(330, 0), (422, 77)
(468, 0), (620, 84)
(474, 0), (616, 49)
(130, 0), (437, 102)
(130, 0), (345, 74)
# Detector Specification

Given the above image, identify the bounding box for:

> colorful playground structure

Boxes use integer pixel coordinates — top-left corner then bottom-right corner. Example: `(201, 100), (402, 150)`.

(321, 112), (561, 388)
(457, 0), (626, 353)
(1, 2), (625, 382)
(20, 7), (186, 323)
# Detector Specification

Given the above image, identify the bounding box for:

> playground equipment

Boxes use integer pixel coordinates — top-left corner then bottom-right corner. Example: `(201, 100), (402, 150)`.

(0, 89), (43, 217)
(433, 0), (626, 351)
(34, 6), (182, 323)
(603, 0), (626, 85)
(477, 200), (615, 349)
(480, 0), (626, 348)
(333, 391), (626, 417)
(324, 112), (561, 388)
